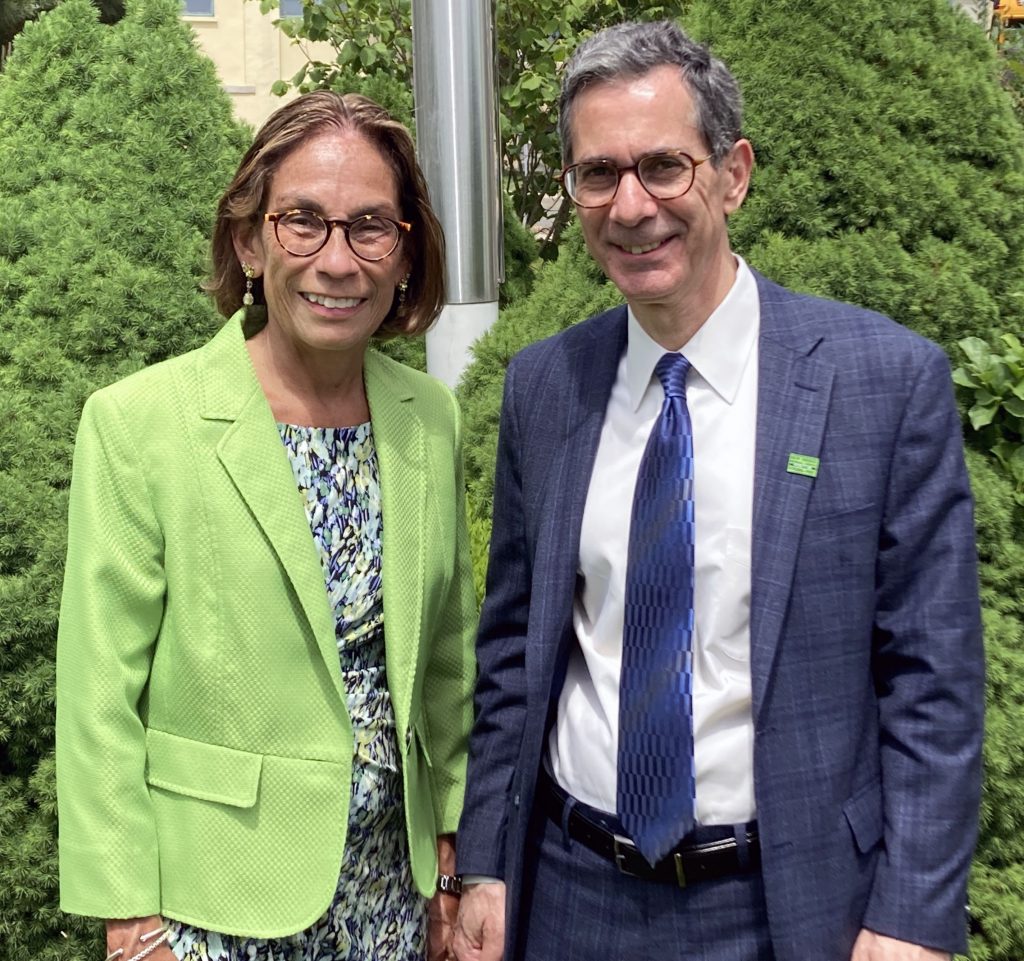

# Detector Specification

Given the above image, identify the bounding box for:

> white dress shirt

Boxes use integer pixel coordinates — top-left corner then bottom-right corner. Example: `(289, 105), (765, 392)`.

(548, 256), (760, 826)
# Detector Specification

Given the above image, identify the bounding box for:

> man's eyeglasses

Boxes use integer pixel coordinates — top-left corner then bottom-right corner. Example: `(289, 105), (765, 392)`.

(264, 210), (411, 261)
(557, 151), (710, 208)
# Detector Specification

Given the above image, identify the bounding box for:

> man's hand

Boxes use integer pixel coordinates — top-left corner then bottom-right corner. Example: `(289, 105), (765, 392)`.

(428, 834), (459, 961)
(452, 881), (505, 961)
(106, 916), (174, 961)
(851, 929), (951, 961)
(427, 889), (460, 961)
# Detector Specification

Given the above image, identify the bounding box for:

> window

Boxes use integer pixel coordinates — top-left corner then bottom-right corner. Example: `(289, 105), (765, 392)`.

(182, 0), (214, 15)
(281, 0), (328, 16)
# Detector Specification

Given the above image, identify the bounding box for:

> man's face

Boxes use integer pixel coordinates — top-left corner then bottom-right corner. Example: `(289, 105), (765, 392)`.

(568, 65), (752, 331)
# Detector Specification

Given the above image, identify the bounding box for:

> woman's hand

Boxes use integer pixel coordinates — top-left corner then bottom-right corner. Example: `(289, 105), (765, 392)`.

(427, 834), (459, 961)
(105, 916), (175, 961)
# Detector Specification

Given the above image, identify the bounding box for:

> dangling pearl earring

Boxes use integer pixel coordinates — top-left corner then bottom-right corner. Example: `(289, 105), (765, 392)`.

(241, 262), (255, 306)
(397, 275), (409, 310)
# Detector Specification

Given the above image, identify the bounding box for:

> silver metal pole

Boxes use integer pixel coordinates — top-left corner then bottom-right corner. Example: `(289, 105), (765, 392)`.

(412, 0), (501, 388)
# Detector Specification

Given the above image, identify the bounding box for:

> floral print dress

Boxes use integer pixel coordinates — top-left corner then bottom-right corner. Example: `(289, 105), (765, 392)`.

(168, 422), (426, 961)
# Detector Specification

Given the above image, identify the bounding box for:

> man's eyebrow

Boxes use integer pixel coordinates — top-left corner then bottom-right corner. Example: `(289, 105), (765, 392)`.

(571, 146), (687, 165)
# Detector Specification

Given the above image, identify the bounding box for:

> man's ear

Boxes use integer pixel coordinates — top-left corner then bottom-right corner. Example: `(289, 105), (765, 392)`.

(721, 138), (754, 216)
(231, 222), (265, 277)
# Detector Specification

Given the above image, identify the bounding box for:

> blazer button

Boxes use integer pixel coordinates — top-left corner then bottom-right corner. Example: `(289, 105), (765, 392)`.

(405, 728), (413, 749)
(513, 793), (520, 808)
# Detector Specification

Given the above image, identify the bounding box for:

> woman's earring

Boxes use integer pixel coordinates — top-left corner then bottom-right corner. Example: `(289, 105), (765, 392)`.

(397, 275), (409, 310)
(242, 262), (255, 307)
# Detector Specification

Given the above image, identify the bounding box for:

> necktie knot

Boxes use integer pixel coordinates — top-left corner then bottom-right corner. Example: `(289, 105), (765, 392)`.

(655, 352), (690, 399)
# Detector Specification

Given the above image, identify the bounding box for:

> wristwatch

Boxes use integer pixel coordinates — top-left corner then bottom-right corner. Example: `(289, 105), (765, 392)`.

(438, 873), (463, 896)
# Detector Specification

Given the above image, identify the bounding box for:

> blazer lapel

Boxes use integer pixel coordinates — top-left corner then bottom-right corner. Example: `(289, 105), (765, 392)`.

(532, 310), (628, 694)
(364, 350), (425, 737)
(750, 285), (835, 721)
(200, 318), (343, 704)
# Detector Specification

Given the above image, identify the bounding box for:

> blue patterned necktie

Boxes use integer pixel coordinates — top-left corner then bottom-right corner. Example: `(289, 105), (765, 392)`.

(617, 351), (696, 866)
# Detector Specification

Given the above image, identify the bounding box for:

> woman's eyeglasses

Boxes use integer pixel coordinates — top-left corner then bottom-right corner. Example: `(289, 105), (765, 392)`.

(264, 210), (411, 261)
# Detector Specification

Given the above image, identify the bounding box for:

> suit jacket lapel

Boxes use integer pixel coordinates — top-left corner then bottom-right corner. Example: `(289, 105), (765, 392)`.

(201, 317), (343, 704)
(365, 350), (425, 736)
(532, 310), (628, 694)
(751, 279), (835, 721)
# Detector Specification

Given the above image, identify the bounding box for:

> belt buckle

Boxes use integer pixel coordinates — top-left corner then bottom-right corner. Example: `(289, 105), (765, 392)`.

(672, 851), (688, 888)
(612, 835), (643, 878)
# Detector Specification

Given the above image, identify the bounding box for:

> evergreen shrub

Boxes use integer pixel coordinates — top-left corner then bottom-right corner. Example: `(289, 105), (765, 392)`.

(966, 450), (1024, 959)
(0, 0), (248, 955)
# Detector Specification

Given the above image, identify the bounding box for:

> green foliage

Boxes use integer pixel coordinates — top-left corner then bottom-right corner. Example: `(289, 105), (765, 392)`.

(459, 222), (620, 516)
(954, 334), (1024, 500)
(965, 449), (1024, 960)
(1, 0), (124, 64)
(499, 192), (539, 309)
(999, 32), (1024, 124)
(0, 0), (248, 953)
(691, 0), (1024, 339)
(467, 513), (491, 608)
(257, 0), (672, 243)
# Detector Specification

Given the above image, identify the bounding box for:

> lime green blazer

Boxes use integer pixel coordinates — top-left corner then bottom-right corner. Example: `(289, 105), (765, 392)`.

(55, 314), (477, 938)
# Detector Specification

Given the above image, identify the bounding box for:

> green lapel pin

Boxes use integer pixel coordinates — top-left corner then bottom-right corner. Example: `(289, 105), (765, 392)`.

(787, 453), (820, 478)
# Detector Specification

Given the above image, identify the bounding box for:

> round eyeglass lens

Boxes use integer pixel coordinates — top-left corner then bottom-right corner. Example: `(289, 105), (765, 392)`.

(637, 154), (694, 197)
(277, 211), (329, 255)
(348, 216), (400, 260)
(566, 162), (619, 206)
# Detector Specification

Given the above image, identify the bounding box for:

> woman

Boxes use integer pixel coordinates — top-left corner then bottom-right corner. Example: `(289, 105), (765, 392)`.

(55, 91), (476, 961)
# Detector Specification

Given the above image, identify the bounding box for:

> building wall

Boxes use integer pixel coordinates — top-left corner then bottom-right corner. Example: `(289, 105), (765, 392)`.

(947, 0), (991, 25)
(182, 0), (335, 130)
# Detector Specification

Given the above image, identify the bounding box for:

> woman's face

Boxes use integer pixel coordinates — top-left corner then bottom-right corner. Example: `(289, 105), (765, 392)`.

(234, 130), (410, 361)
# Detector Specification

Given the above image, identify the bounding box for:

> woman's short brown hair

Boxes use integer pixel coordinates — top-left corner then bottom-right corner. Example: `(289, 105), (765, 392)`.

(206, 91), (445, 338)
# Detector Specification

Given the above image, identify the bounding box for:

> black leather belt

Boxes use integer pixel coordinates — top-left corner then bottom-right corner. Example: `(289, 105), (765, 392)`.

(539, 769), (761, 887)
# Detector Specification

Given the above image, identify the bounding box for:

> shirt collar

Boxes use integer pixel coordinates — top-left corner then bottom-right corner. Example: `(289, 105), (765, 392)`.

(625, 255), (760, 412)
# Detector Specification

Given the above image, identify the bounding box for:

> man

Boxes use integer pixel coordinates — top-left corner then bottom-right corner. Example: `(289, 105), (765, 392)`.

(454, 19), (984, 961)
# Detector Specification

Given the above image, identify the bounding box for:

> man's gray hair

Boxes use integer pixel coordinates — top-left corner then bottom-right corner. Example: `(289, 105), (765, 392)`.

(558, 20), (743, 167)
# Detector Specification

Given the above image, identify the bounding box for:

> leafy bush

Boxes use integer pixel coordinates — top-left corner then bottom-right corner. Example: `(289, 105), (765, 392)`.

(0, 0), (248, 954)
(702, 0), (1024, 342)
(954, 334), (1024, 500)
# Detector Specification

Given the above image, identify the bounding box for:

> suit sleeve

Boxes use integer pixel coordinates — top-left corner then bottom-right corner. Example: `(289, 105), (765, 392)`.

(56, 390), (166, 919)
(456, 362), (532, 878)
(862, 345), (985, 953)
(421, 387), (480, 835)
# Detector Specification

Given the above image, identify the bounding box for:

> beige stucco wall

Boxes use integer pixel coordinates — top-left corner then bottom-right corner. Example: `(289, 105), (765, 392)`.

(183, 0), (335, 131)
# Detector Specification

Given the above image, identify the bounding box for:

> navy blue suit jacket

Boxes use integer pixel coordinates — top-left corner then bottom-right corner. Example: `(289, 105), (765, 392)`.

(457, 271), (984, 959)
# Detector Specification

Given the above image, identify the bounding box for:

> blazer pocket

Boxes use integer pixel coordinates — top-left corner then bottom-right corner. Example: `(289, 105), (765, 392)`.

(804, 500), (878, 527)
(842, 777), (883, 854)
(145, 727), (262, 808)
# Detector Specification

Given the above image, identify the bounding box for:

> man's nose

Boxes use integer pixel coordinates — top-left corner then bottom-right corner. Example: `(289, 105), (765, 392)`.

(609, 169), (659, 226)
